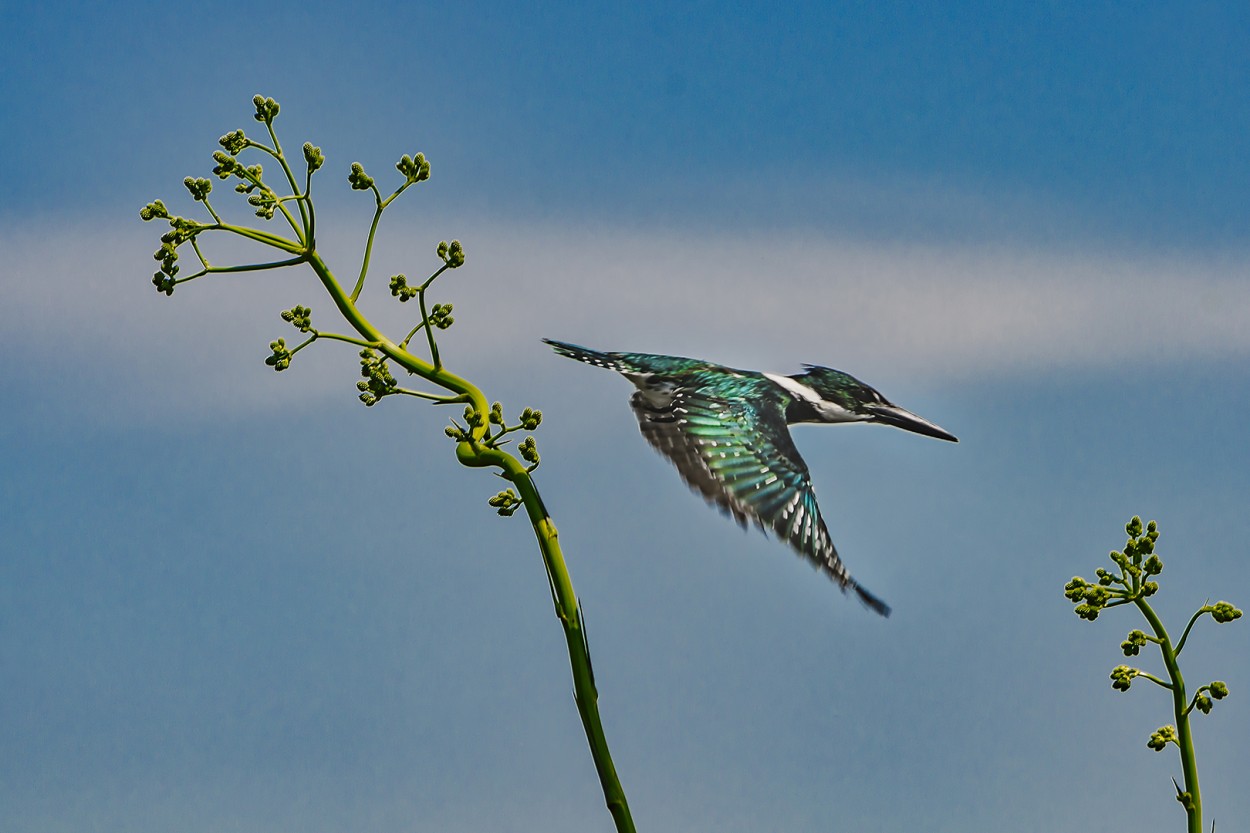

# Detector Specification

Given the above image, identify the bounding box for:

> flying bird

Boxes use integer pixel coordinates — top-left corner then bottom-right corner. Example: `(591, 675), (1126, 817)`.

(543, 339), (958, 617)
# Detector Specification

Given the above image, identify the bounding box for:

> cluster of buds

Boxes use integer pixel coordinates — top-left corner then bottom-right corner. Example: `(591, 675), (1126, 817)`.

(1210, 601), (1242, 623)
(488, 489), (521, 517)
(248, 191), (278, 220)
(302, 142), (324, 173)
(1193, 681), (1229, 715)
(357, 348), (398, 405)
(1064, 576), (1112, 620)
(211, 150), (262, 183)
(437, 239), (465, 269)
(219, 129), (248, 155)
(1065, 517), (1166, 620)
(280, 305), (313, 333)
(1120, 629), (1149, 656)
(146, 214), (197, 296)
(211, 149), (274, 217)
(388, 274), (419, 302)
(1147, 724), (1178, 751)
(348, 161), (374, 191)
(265, 338), (292, 371)
(252, 94), (280, 124)
(518, 436), (540, 470)
(1110, 664), (1139, 691)
(183, 177), (212, 202)
(463, 405), (485, 430)
(428, 303), (454, 329)
(396, 151), (430, 184)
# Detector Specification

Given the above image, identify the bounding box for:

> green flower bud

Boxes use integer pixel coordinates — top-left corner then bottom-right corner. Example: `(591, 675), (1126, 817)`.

(1209, 681), (1229, 699)
(1147, 725), (1177, 751)
(219, 129), (248, 154)
(280, 305), (313, 332)
(303, 142), (325, 172)
(151, 272), (176, 296)
(139, 199), (169, 221)
(211, 150), (240, 179)
(247, 191), (277, 219)
(429, 303), (454, 329)
(437, 240), (465, 268)
(396, 151), (431, 183)
(1110, 665), (1137, 692)
(1210, 601), (1242, 623)
(1121, 630), (1147, 657)
(519, 436), (540, 468)
(265, 338), (292, 371)
(252, 94), (280, 123)
(348, 161), (374, 191)
(488, 489), (521, 517)
(388, 274), (418, 301)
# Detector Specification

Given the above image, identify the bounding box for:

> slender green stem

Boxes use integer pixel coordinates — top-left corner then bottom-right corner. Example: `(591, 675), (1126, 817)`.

(212, 255), (310, 275)
(288, 335), (318, 355)
(399, 320), (426, 350)
(261, 123), (311, 235)
(459, 446), (636, 832)
(202, 198), (224, 225)
(417, 287), (441, 370)
(307, 331), (381, 350)
(214, 222), (304, 253)
(1174, 608), (1209, 657)
(302, 250), (635, 828)
(351, 203), (385, 302)
(1135, 596), (1202, 833)
(1136, 671), (1173, 690)
(177, 252), (309, 286)
(394, 388), (467, 403)
(304, 168), (317, 246)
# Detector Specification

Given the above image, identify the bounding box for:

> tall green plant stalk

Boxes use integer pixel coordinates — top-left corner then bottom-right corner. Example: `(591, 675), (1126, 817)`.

(1065, 517), (1242, 833)
(142, 95), (635, 832)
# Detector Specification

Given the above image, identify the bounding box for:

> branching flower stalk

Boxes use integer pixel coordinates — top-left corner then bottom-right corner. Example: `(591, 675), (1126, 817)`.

(1065, 517), (1242, 833)
(143, 95), (636, 833)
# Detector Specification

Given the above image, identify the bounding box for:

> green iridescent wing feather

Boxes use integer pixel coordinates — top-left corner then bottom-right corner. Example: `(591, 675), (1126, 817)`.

(630, 372), (890, 615)
(543, 339), (889, 615)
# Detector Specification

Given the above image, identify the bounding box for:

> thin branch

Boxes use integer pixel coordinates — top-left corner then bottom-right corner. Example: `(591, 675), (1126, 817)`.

(1175, 607), (1209, 657)
(394, 388), (468, 403)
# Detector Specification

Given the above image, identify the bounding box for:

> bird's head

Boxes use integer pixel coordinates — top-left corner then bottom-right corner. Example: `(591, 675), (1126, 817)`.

(797, 366), (958, 442)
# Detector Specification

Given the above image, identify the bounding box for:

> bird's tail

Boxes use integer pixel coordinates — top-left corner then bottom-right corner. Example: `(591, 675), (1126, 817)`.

(543, 338), (634, 373)
(849, 580), (892, 618)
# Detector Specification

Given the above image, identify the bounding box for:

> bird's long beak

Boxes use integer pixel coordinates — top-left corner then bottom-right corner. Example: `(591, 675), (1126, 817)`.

(864, 404), (958, 442)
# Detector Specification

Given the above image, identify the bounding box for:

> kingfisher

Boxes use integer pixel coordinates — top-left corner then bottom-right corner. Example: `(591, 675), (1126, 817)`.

(543, 339), (957, 617)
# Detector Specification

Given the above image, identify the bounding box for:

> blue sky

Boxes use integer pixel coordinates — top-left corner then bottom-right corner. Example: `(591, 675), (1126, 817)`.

(3, 2), (1250, 832)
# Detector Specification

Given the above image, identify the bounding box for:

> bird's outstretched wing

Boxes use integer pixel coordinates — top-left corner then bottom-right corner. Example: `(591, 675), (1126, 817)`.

(629, 376), (890, 616)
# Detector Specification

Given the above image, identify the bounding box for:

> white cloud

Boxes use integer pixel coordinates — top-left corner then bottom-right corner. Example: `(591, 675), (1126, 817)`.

(4, 212), (1247, 423)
